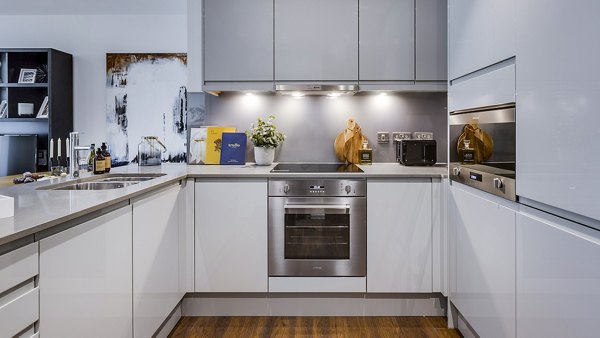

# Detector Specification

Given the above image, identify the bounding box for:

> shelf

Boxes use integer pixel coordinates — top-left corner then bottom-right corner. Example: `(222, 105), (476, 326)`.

(0, 118), (48, 122)
(0, 83), (48, 88)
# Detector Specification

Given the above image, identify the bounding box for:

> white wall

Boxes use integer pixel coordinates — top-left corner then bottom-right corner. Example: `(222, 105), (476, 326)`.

(0, 14), (187, 144)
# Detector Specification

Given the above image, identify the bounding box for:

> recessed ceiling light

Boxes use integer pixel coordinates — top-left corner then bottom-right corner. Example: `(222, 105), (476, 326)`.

(378, 92), (388, 97)
(327, 92), (342, 98)
(245, 92), (255, 97)
(291, 92), (305, 98)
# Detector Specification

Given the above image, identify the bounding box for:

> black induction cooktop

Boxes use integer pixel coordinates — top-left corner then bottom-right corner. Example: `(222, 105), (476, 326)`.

(270, 163), (363, 173)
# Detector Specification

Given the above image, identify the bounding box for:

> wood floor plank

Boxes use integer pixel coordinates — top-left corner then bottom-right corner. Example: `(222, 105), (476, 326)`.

(168, 316), (463, 338)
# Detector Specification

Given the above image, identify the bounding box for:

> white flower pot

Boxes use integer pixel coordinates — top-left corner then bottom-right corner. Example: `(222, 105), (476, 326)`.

(254, 146), (275, 166)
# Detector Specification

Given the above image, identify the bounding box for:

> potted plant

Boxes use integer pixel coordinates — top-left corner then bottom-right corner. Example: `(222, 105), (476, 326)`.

(247, 115), (286, 166)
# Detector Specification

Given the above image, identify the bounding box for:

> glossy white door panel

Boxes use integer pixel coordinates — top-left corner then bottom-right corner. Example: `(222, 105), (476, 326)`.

(0, 242), (37, 295)
(195, 180), (268, 292)
(448, 0), (515, 80)
(133, 184), (181, 338)
(448, 60), (515, 112)
(39, 205), (133, 338)
(359, 0), (414, 81)
(179, 179), (195, 295)
(275, 0), (358, 81)
(0, 286), (38, 338)
(416, 0), (447, 82)
(517, 206), (600, 338)
(516, 0), (600, 222)
(451, 183), (516, 338)
(367, 179), (432, 293)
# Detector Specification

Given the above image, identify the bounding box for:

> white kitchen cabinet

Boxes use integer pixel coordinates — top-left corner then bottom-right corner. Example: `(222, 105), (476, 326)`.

(367, 179), (432, 293)
(203, 0), (274, 89)
(133, 184), (181, 338)
(448, 0), (515, 80)
(39, 206), (133, 338)
(0, 242), (39, 338)
(195, 179), (268, 292)
(359, 0), (414, 82)
(517, 206), (600, 338)
(451, 183), (516, 338)
(516, 0), (600, 223)
(416, 0), (447, 82)
(275, 0), (358, 82)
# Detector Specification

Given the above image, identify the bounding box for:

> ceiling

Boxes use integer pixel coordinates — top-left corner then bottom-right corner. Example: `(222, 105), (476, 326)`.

(0, 0), (187, 15)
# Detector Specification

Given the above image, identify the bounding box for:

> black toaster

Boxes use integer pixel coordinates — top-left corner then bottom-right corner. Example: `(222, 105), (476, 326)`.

(396, 140), (437, 166)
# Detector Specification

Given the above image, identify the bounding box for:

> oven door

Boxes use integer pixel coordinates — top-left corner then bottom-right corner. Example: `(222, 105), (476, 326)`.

(268, 197), (366, 277)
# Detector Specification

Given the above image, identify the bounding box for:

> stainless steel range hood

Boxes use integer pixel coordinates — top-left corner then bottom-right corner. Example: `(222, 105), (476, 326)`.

(275, 84), (358, 96)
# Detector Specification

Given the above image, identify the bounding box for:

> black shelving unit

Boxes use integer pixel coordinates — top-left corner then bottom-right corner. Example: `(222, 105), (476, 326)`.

(0, 48), (73, 171)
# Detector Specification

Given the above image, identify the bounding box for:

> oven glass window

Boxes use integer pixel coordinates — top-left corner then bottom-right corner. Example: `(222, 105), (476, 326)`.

(284, 211), (350, 260)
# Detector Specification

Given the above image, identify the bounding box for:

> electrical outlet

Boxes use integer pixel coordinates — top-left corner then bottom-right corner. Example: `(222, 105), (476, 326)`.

(412, 132), (434, 140)
(377, 132), (390, 144)
(392, 132), (412, 142)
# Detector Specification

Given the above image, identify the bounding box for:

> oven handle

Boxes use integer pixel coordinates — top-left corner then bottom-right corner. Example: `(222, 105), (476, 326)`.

(284, 204), (349, 210)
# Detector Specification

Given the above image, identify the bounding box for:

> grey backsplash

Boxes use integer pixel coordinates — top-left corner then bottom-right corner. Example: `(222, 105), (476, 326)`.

(191, 91), (447, 163)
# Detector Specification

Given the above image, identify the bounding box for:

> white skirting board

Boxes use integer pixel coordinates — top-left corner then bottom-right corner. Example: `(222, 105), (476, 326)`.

(182, 293), (447, 317)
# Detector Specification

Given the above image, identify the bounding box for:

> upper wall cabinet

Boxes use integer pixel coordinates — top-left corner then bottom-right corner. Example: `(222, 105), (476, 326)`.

(203, 0), (274, 89)
(416, 0), (447, 82)
(515, 0), (600, 223)
(359, 0), (414, 82)
(275, 0), (358, 82)
(448, 0), (515, 80)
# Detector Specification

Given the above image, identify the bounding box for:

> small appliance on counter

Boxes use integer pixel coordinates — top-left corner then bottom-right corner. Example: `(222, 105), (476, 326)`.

(138, 136), (166, 166)
(396, 139), (437, 166)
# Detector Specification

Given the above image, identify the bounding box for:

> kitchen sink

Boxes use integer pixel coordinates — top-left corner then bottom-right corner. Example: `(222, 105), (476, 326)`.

(53, 182), (133, 191)
(38, 173), (166, 191)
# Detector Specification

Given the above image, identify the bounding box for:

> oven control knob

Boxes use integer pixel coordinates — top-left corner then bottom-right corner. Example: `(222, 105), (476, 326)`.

(283, 185), (290, 194)
(493, 178), (504, 189)
(452, 167), (461, 176)
(345, 185), (352, 194)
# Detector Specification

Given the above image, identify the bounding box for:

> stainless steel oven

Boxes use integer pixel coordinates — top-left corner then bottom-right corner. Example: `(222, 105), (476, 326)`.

(449, 104), (516, 200)
(268, 179), (366, 277)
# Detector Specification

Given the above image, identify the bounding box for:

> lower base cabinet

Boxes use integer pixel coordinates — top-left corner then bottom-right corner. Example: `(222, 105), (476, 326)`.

(450, 183), (516, 338)
(39, 205), (133, 338)
(367, 179), (433, 293)
(195, 180), (268, 292)
(517, 206), (600, 338)
(133, 184), (182, 338)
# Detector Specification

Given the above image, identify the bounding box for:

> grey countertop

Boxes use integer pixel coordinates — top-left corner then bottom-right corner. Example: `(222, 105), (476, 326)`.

(0, 163), (447, 247)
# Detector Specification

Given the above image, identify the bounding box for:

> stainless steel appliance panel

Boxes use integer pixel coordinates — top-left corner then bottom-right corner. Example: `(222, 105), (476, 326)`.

(0, 135), (37, 176)
(269, 179), (366, 197)
(269, 196), (366, 277)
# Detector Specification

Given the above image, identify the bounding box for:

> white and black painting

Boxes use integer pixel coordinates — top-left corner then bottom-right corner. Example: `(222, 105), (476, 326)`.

(106, 53), (203, 166)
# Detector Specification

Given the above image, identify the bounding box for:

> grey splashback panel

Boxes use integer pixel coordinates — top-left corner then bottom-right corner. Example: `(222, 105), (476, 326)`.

(195, 92), (447, 163)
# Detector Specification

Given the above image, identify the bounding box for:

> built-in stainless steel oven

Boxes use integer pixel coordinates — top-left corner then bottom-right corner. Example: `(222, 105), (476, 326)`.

(268, 179), (366, 277)
(449, 104), (516, 200)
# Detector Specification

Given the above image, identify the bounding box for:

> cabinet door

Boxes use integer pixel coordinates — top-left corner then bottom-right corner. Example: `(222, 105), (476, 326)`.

(359, 0), (414, 81)
(516, 0), (600, 222)
(416, 0), (447, 81)
(448, 0), (515, 80)
(275, 0), (358, 81)
(517, 207), (600, 338)
(133, 184), (181, 338)
(195, 180), (268, 292)
(367, 179), (432, 293)
(452, 184), (516, 338)
(40, 206), (133, 338)
(204, 0), (273, 82)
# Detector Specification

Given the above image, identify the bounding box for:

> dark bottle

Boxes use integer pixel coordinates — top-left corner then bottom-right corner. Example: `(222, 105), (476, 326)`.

(101, 142), (111, 173)
(93, 148), (106, 174)
(87, 143), (96, 172)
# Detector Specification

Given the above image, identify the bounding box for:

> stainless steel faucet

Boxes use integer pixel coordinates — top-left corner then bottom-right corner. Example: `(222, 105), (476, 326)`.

(69, 132), (92, 178)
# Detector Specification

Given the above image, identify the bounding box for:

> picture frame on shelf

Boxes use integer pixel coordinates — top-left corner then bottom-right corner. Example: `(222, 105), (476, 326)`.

(18, 68), (37, 83)
(0, 100), (7, 118)
(36, 96), (49, 118)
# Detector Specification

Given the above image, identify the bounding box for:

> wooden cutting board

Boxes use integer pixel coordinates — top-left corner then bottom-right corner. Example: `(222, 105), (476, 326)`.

(334, 118), (365, 164)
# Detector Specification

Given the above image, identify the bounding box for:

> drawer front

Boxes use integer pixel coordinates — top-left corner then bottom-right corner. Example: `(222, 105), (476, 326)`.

(0, 243), (38, 294)
(0, 287), (39, 337)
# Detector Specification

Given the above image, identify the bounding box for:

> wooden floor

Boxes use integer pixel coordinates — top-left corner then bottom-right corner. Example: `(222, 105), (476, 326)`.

(169, 316), (462, 338)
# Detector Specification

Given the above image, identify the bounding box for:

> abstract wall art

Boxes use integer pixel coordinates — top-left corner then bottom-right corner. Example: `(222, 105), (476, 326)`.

(106, 53), (199, 166)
